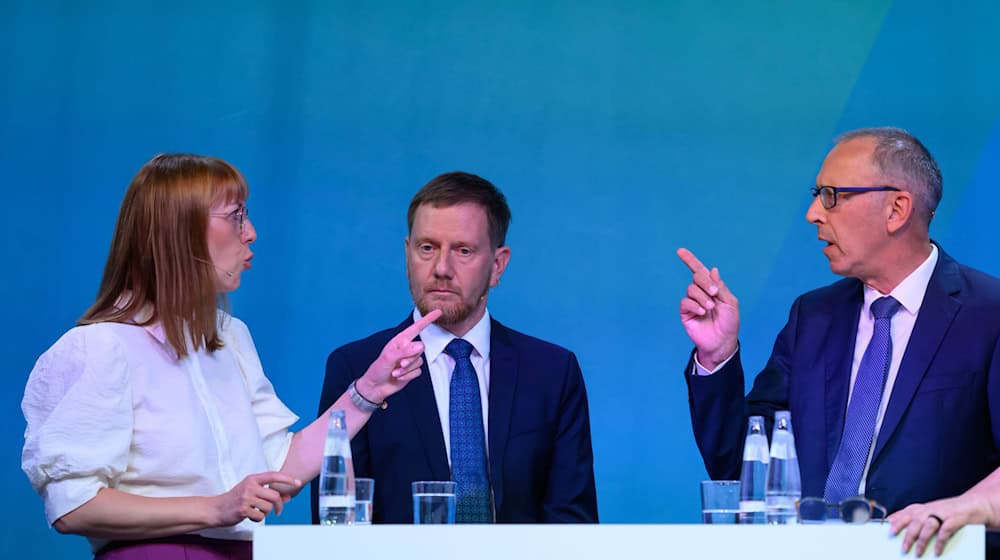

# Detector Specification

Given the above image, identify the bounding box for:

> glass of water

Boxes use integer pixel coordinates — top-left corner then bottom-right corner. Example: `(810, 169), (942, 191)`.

(412, 481), (456, 524)
(701, 480), (740, 524)
(354, 478), (374, 525)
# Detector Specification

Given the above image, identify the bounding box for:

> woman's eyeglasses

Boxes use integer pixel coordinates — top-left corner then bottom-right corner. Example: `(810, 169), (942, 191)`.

(211, 206), (249, 235)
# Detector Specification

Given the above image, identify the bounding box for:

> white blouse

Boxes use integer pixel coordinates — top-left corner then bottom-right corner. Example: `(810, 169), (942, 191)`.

(20, 312), (298, 550)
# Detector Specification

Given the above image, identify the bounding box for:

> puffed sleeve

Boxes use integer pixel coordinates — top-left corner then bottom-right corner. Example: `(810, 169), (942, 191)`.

(21, 325), (134, 526)
(221, 314), (298, 470)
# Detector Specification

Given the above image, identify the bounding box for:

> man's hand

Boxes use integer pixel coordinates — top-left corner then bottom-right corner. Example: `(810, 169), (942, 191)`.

(356, 309), (443, 403)
(677, 248), (740, 370)
(889, 489), (1000, 557)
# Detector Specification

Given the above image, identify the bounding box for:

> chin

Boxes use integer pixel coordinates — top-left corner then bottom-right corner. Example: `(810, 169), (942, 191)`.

(827, 260), (858, 279)
(437, 304), (472, 325)
(417, 299), (466, 325)
(217, 277), (241, 293)
(822, 251), (845, 274)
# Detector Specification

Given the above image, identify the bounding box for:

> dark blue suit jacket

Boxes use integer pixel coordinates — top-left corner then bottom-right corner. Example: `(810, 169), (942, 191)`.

(312, 316), (599, 523)
(687, 247), (1000, 514)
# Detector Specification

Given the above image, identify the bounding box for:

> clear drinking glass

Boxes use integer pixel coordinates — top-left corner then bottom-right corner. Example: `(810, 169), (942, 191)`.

(354, 478), (374, 525)
(412, 481), (456, 524)
(701, 480), (741, 524)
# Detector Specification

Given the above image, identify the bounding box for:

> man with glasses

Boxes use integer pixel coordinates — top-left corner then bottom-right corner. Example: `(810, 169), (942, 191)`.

(678, 128), (1000, 543)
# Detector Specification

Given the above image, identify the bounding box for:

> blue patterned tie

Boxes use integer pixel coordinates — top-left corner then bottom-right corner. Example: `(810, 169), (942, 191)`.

(824, 296), (902, 504)
(445, 338), (492, 523)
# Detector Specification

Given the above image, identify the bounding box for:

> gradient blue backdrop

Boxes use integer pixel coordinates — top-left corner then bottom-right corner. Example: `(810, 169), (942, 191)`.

(4, 1), (1000, 556)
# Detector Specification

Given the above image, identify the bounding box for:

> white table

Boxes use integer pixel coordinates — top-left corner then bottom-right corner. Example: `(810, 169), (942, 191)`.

(254, 523), (985, 559)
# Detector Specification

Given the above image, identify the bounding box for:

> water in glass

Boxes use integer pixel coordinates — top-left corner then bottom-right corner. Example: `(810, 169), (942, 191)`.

(413, 493), (456, 524)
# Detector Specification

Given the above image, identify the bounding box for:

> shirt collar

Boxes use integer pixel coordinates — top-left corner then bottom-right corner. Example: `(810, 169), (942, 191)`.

(142, 321), (169, 346)
(113, 292), (169, 346)
(863, 243), (938, 317)
(412, 308), (492, 364)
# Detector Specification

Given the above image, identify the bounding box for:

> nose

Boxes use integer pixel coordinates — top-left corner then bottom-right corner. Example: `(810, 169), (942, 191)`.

(805, 196), (826, 225)
(432, 249), (454, 278)
(242, 217), (257, 244)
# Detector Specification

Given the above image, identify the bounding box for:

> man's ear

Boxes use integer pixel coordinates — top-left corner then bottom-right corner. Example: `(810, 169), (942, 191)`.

(886, 191), (914, 234)
(490, 246), (511, 287)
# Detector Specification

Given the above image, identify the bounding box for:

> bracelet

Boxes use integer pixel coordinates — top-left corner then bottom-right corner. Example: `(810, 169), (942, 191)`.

(349, 380), (387, 412)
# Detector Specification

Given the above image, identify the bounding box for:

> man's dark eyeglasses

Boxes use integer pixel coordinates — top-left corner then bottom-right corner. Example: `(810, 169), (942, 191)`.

(810, 186), (901, 210)
(796, 496), (887, 524)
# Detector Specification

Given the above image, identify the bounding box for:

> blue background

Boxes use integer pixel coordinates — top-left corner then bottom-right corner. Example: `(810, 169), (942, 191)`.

(4, 1), (1000, 556)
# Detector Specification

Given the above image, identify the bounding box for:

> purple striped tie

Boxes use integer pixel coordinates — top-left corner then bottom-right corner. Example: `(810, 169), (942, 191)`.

(824, 296), (901, 504)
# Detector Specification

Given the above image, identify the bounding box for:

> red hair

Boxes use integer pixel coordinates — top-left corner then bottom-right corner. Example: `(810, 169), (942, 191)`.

(80, 153), (248, 358)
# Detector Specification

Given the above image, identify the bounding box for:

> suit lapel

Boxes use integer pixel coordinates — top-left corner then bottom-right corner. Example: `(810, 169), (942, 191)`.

(872, 250), (962, 460)
(824, 282), (864, 470)
(487, 319), (517, 516)
(396, 317), (451, 481)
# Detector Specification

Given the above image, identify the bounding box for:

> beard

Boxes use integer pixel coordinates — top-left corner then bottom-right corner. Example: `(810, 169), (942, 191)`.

(413, 282), (490, 329)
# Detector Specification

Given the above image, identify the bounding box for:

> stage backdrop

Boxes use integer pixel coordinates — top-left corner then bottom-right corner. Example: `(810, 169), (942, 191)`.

(3, 0), (999, 557)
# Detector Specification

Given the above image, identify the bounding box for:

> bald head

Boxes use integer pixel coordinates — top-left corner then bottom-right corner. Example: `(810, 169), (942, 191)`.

(835, 127), (942, 227)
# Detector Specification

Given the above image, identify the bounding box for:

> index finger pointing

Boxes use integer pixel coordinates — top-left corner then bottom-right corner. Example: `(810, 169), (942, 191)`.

(677, 248), (710, 275)
(395, 309), (443, 343)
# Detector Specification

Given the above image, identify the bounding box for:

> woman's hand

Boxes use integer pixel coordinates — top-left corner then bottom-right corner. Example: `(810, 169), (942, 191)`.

(355, 309), (442, 403)
(279, 309), (443, 484)
(212, 471), (302, 526)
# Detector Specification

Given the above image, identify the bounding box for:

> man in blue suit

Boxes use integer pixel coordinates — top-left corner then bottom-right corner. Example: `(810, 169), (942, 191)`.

(312, 171), (598, 524)
(679, 128), (1000, 524)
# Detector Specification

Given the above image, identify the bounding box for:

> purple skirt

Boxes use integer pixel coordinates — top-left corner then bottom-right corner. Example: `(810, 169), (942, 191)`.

(95, 534), (252, 560)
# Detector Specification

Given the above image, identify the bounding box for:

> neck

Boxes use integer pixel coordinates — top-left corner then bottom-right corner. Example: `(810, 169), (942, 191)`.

(863, 238), (933, 294)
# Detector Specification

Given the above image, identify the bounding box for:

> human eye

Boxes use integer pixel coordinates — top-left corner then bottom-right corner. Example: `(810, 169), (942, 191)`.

(457, 246), (474, 257)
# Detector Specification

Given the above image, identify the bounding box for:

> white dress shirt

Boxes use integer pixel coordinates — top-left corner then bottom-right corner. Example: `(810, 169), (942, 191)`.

(851, 244), (938, 492)
(21, 312), (298, 551)
(695, 245), (939, 495)
(413, 308), (491, 465)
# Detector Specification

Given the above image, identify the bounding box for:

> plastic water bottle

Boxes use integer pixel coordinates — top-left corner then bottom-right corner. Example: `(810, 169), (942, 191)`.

(765, 410), (801, 524)
(738, 415), (769, 524)
(318, 409), (355, 525)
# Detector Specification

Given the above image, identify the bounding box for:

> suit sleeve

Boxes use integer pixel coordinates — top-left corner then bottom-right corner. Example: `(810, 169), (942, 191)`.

(542, 352), (599, 522)
(686, 296), (801, 480)
(310, 347), (370, 524)
(988, 335), (1000, 455)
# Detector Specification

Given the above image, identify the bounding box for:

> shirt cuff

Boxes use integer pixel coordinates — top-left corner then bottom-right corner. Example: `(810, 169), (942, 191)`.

(264, 430), (296, 472)
(691, 346), (739, 376)
(41, 476), (105, 526)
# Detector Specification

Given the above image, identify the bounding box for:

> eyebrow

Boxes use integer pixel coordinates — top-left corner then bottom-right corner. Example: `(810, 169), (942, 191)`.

(414, 237), (480, 249)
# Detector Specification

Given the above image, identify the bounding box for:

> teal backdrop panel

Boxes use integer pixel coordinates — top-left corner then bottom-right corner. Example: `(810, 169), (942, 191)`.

(3, 1), (999, 557)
